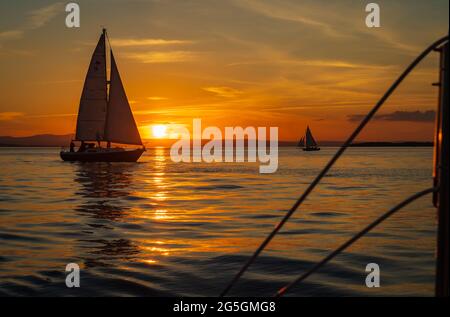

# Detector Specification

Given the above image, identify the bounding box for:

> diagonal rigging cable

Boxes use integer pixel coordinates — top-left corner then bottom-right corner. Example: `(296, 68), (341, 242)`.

(220, 35), (449, 297)
(276, 186), (438, 297)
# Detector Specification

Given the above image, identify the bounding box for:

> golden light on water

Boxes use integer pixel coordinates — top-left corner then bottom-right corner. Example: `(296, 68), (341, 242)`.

(154, 209), (171, 220)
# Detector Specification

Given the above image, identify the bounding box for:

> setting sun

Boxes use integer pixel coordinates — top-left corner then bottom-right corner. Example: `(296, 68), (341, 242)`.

(152, 125), (168, 138)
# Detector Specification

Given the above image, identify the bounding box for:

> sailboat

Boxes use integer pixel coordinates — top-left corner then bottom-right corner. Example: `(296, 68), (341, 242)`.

(60, 29), (145, 162)
(297, 136), (305, 148)
(298, 126), (320, 151)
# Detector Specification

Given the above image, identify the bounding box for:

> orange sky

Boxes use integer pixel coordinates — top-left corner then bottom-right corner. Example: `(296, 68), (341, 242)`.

(0, 0), (448, 141)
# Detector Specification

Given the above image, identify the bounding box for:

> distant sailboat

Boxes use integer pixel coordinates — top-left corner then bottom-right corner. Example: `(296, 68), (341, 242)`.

(297, 136), (305, 148)
(60, 29), (145, 162)
(298, 126), (320, 151)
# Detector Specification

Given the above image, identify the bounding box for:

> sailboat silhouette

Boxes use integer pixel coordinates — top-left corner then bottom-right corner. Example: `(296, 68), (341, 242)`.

(60, 29), (145, 162)
(298, 126), (320, 151)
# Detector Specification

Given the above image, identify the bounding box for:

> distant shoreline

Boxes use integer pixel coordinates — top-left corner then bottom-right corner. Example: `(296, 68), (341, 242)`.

(0, 134), (434, 148)
(0, 142), (434, 148)
(350, 141), (433, 147)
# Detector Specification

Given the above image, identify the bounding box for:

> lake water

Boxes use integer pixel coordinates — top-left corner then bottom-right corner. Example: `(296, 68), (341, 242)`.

(0, 147), (437, 296)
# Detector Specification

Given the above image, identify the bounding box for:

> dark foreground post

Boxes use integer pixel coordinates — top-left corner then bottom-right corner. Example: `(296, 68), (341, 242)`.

(435, 40), (449, 297)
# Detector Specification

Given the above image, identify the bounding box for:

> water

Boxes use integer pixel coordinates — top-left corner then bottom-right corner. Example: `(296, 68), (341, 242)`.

(0, 147), (437, 296)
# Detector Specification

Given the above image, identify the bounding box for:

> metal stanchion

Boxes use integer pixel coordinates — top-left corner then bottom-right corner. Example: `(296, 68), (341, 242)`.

(435, 39), (449, 297)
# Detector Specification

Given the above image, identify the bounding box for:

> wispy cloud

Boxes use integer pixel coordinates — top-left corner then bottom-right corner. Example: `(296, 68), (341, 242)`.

(233, 0), (344, 38)
(0, 48), (35, 57)
(0, 112), (24, 121)
(27, 113), (76, 118)
(0, 30), (24, 49)
(29, 79), (82, 85)
(111, 38), (194, 47)
(234, 0), (422, 55)
(147, 96), (169, 101)
(227, 59), (394, 70)
(125, 51), (199, 63)
(0, 112), (77, 121)
(0, 30), (24, 41)
(296, 59), (394, 69)
(203, 86), (243, 98)
(368, 31), (420, 55)
(26, 2), (64, 29)
(0, 2), (63, 47)
(348, 110), (436, 122)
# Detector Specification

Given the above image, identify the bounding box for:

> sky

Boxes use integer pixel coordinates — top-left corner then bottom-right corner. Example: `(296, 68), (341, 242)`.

(0, 0), (448, 141)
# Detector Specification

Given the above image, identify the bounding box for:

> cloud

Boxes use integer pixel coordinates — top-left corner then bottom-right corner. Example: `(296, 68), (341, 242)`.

(0, 112), (24, 121)
(0, 112), (77, 121)
(27, 113), (76, 118)
(233, 0), (343, 38)
(348, 110), (436, 122)
(147, 96), (169, 101)
(0, 3), (63, 48)
(203, 86), (243, 98)
(111, 38), (194, 47)
(26, 2), (64, 29)
(228, 59), (394, 70)
(0, 30), (24, 41)
(0, 48), (35, 57)
(0, 31), (25, 49)
(124, 51), (198, 63)
(295, 59), (394, 70)
(234, 0), (421, 56)
(366, 31), (420, 55)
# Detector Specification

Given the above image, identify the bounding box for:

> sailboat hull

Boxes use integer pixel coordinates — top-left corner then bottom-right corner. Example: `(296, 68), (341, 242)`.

(60, 148), (145, 162)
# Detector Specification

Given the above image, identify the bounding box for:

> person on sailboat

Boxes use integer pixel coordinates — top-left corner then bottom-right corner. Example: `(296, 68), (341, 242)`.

(78, 141), (86, 152)
(96, 132), (101, 148)
(70, 141), (75, 152)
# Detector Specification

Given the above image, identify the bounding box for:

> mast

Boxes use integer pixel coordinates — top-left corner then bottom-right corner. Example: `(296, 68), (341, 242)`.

(103, 28), (110, 144)
(103, 28), (108, 146)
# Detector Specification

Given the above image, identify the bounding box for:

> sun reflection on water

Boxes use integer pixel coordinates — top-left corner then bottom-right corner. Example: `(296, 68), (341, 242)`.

(136, 147), (175, 265)
(0, 147), (434, 295)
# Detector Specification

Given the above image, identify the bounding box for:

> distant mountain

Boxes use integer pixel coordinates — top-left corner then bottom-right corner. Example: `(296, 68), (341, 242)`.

(351, 141), (433, 147)
(0, 134), (433, 148)
(278, 140), (344, 147)
(0, 134), (74, 147)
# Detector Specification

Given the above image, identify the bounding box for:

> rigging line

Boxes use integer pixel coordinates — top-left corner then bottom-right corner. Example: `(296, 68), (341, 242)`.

(220, 35), (449, 297)
(276, 186), (438, 297)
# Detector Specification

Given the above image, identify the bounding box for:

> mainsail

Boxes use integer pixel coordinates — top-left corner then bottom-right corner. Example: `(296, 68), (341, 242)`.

(104, 51), (142, 145)
(75, 32), (107, 141)
(305, 126), (318, 148)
